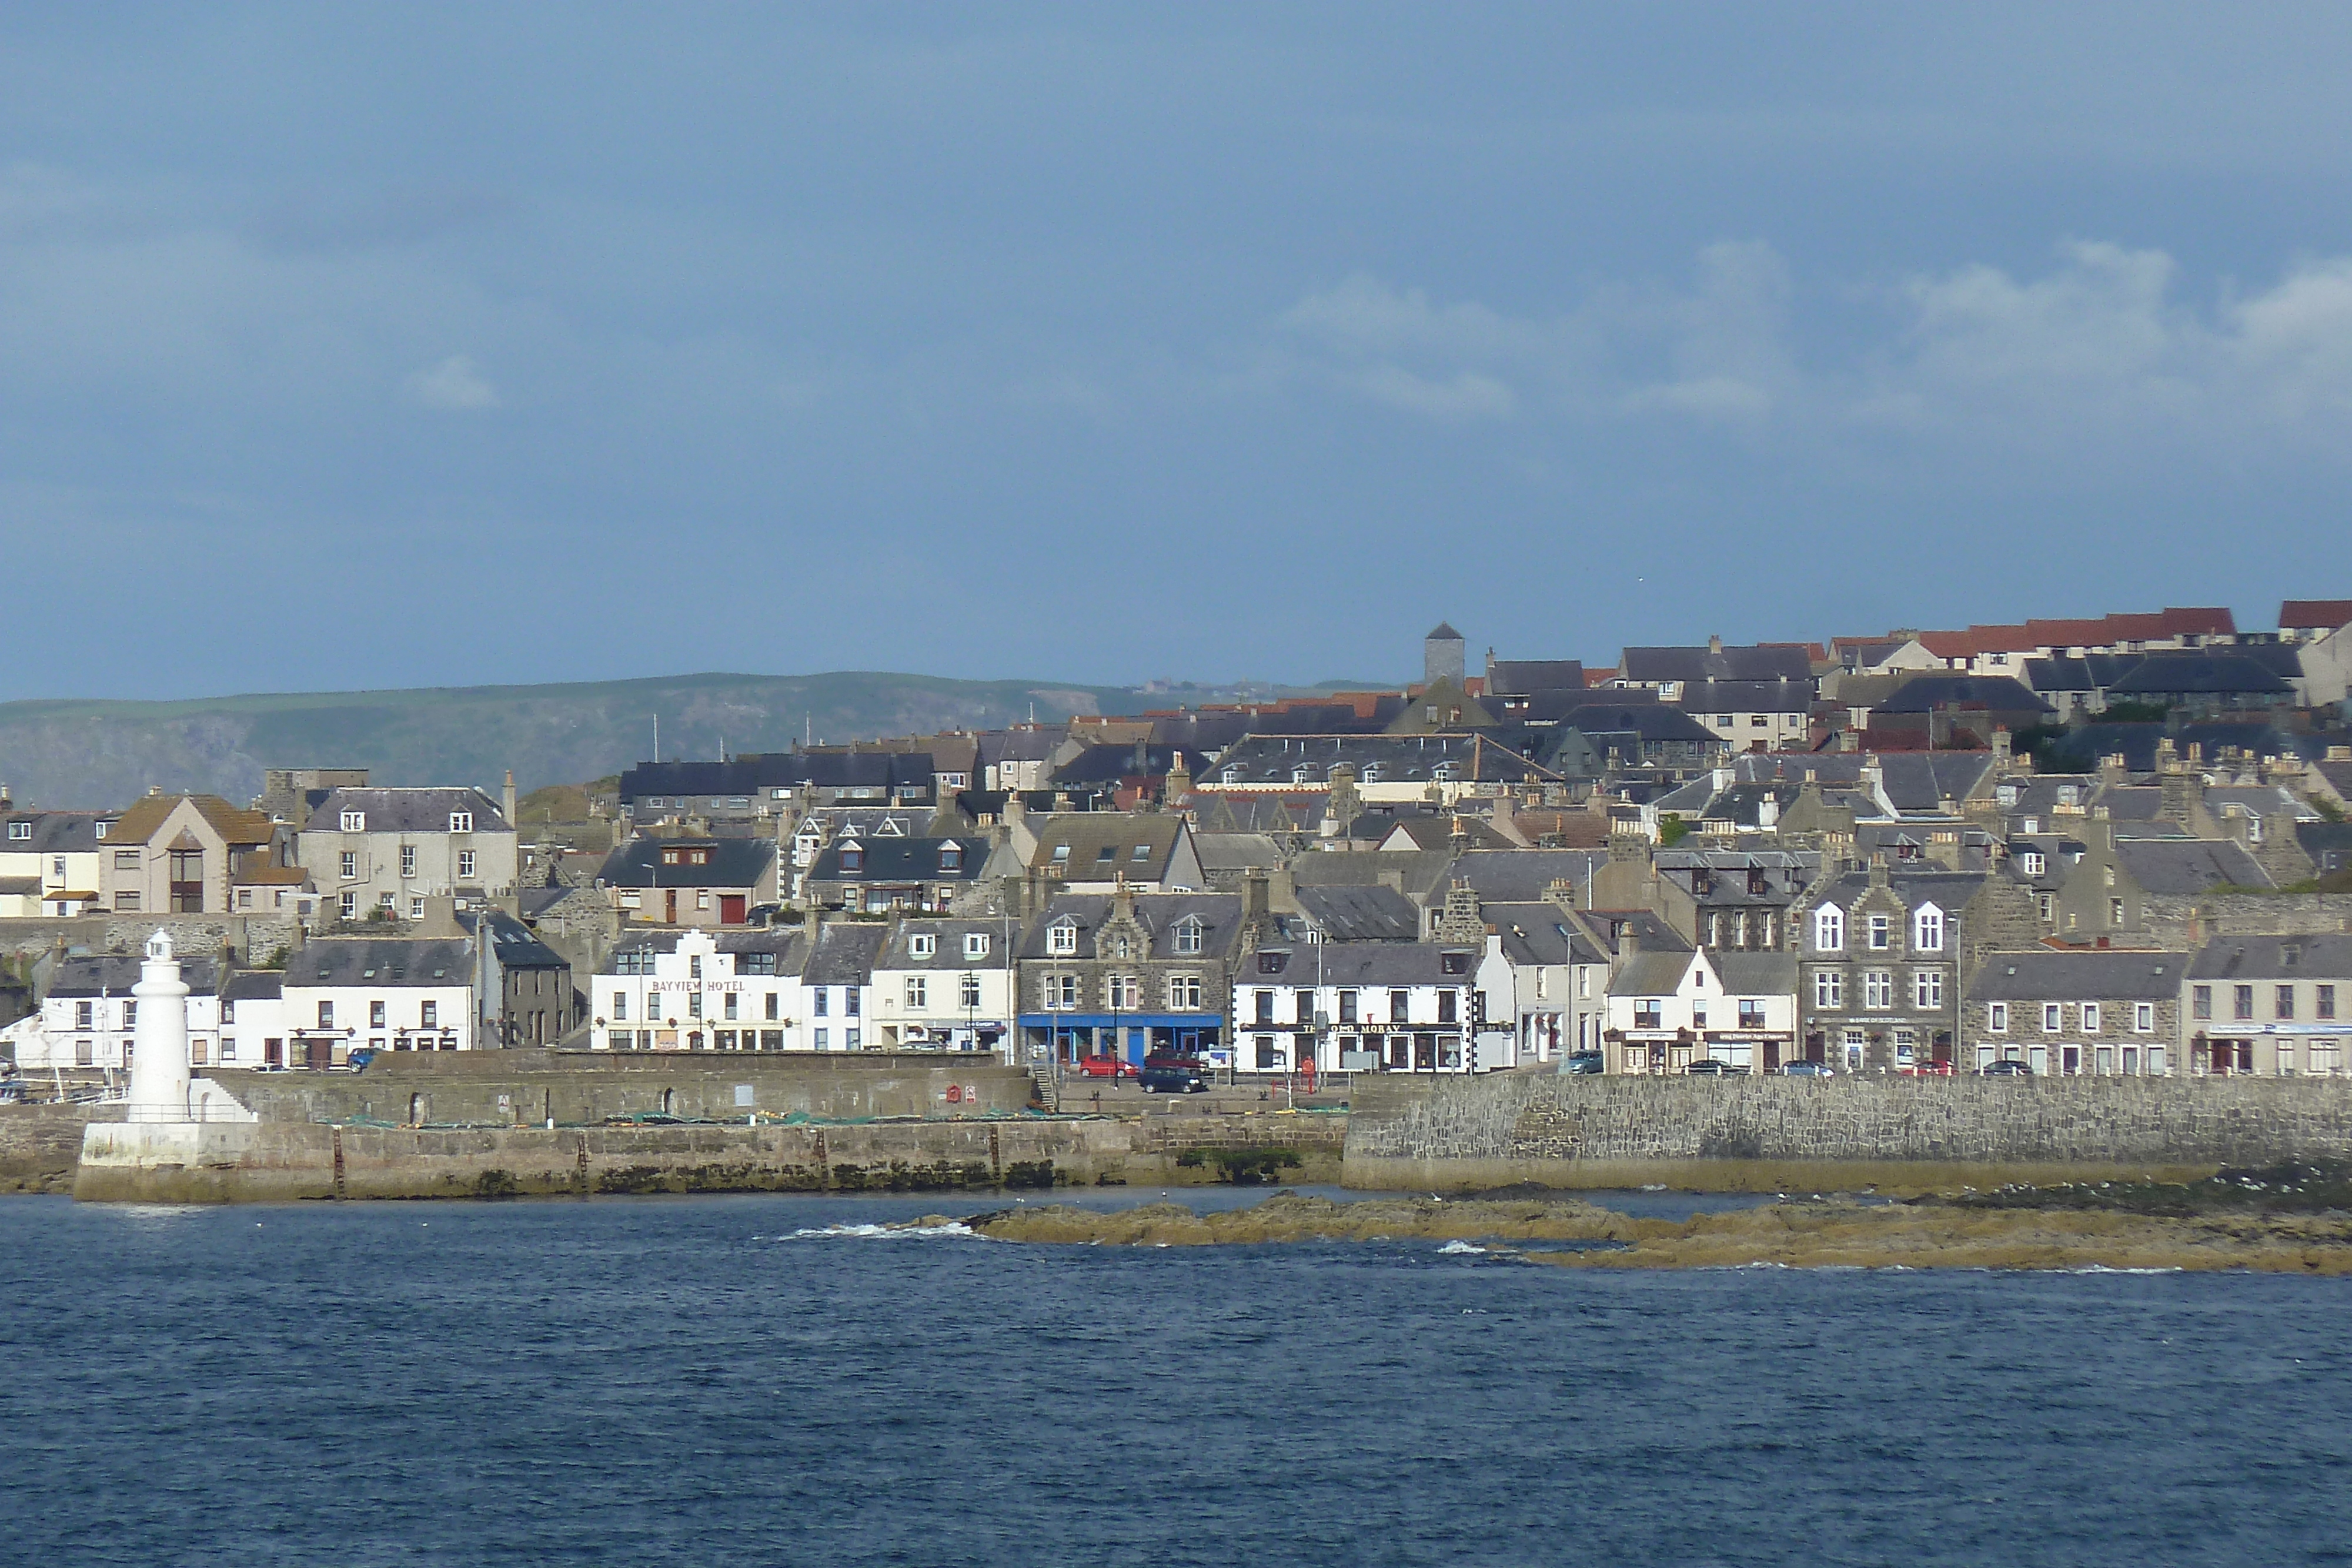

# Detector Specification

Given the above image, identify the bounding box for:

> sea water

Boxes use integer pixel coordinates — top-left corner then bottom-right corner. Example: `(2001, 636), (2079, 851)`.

(2, 1190), (2347, 1566)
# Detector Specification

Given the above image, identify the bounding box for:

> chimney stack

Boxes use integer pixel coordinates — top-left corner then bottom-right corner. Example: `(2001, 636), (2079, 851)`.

(503, 769), (518, 828)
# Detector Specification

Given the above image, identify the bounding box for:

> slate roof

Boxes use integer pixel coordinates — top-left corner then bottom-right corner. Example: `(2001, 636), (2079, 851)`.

(1713, 751), (1997, 813)
(1485, 660), (1586, 696)
(1267, 941), (1480, 988)
(1377, 816), (1514, 852)
(220, 971), (284, 1002)
(459, 908), (569, 969)
(1444, 848), (1609, 905)
(1681, 678), (1814, 714)
(2115, 839), (2269, 894)
(0, 811), (109, 853)
(1206, 734), (1484, 786)
(607, 928), (804, 965)
(617, 751), (933, 804)
(2106, 654), (2293, 697)
(1192, 833), (1287, 873)
(2189, 934), (2352, 980)
(597, 837), (777, 888)
(801, 922), (887, 987)
(48, 954), (223, 998)
(1288, 849), (1456, 902)
(1019, 892), (1248, 961)
(807, 836), (984, 883)
(286, 939), (472, 987)
(1967, 950), (2190, 1002)
(1187, 795), (1324, 834)
(1621, 644), (1813, 683)
(2297, 821), (2352, 873)
(1295, 884), (1423, 942)
(1482, 903), (1610, 968)
(2042, 723), (2312, 774)
(876, 918), (1015, 971)
(304, 787), (509, 835)
(1808, 868), (1988, 911)
(1872, 674), (2052, 714)
(1030, 815), (1186, 879)
(1048, 743), (1187, 787)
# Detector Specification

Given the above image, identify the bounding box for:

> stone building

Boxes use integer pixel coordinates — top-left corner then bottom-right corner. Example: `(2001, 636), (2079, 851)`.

(1790, 859), (2037, 1072)
(296, 785), (518, 922)
(1965, 949), (2186, 1076)
(1015, 882), (1248, 1067)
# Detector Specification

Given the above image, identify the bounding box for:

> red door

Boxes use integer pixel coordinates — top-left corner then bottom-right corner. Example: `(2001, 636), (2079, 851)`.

(720, 895), (746, 925)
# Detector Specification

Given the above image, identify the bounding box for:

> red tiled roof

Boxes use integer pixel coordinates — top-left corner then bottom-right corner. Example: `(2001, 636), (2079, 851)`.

(2281, 600), (2352, 632)
(1913, 608), (2235, 660)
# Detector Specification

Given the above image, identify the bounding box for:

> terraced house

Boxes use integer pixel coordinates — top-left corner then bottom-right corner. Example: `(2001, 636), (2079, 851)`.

(2185, 935), (2352, 1077)
(1016, 883), (1247, 1067)
(1966, 949), (2186, 1076)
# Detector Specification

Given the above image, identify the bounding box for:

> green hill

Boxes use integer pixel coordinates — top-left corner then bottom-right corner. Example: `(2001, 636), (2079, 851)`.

(0, 672), (1138, 810)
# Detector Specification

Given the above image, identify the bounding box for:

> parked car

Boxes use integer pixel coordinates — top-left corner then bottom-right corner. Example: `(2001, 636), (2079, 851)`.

(1898, 1061), (1955, 1076)
(1779, 1060), (1834, 1077)
(1979, 1059), (2034, 1076)
(1075, 1055), (1137, 1079)
(345, 1048), (379, 1072)
(1685, 1058), (1750, 1076)
(1139, 1062), (1209, 1094)
(1562, 1049), (1606, 1075)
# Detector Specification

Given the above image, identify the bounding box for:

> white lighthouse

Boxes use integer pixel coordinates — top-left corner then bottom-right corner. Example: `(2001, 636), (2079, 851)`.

(126, 930), (192, 1123)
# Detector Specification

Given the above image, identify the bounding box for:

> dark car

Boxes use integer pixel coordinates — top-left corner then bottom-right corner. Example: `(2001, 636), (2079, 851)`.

(1684, 1059), (1749, 1076)
(1139, 1063), (1209, 1094)
(1075, 1055), (1137, 1079)
(1563, 1050), (1606, 1075)
(1779, 1060), (1835, 1077)
(1979, 1059), (2034, 1076)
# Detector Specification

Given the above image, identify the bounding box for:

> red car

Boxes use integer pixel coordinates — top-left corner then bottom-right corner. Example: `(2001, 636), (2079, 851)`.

(1075, 1055), (1138, 1079)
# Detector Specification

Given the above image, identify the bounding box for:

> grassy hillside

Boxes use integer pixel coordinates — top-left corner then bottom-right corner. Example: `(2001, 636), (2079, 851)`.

(0, 671), (1138, 810)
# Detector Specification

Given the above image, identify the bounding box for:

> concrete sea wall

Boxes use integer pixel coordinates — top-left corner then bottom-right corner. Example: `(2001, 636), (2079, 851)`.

(1344, 1073), (2352, 1193)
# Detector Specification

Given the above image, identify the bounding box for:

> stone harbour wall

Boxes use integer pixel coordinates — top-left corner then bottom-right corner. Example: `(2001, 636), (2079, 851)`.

(1344, 1072), (2352, 1193)
(0, 1103), (123, 1191)
(211, 1050), (1034, 1126)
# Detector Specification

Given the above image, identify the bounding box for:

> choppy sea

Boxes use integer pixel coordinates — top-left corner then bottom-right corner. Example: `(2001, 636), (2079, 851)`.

(3, 1188), (2347, 1566)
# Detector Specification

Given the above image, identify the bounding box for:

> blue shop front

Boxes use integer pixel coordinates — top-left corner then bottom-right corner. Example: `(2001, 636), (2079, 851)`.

(1018, 1012), (1224, 1064)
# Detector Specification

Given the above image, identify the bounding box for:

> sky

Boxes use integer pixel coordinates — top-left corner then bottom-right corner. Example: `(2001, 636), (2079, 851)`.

(6, 4), (2352, 700)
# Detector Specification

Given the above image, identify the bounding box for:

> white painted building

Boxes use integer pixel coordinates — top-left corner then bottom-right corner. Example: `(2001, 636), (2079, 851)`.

(278, 937), (477, 1066)
(595, 927), (802, 1052)
(296, 786), (518, 922)
(1604, 944), (1800, 1074)
(14, 951), (224, 1072)
(869, 916), (1019, 1054)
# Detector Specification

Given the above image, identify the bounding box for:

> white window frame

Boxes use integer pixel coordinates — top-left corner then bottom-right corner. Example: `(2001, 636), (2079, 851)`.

(1863, 970), (1893, 1010)
(1046, 922), (1077, 956)
(1812, 907), (1843, 953)
(1913, 906), (1945, 953)
(449, 812), (473, 834)
(340, 810), (366, 832)
(1913, 969), (1944, 1009)
(964, 932), (989, 960)
(1172, 918), (1204, 956)
(2042, 1002), (2062, 1033)
(1812, 969), (1843, 1008)
(906, 977), (927, 1009)
(2082, 1002), (2103, 1033)
(1989, 1002), (2009, 1032)
(457, 850), (475, 879)
(2133, 1002), (2154, 1033)
(908, 934), (937, 959)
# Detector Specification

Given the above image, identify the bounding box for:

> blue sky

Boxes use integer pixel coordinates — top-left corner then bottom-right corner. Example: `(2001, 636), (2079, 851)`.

(6, 4), (2352, 698)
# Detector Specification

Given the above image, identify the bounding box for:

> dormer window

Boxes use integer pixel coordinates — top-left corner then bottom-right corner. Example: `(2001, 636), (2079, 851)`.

(909, 933), (936, 959)
(2021, 851), (2046, 877)
(1431, 762), (1457, 783)
(964, 932), (989, 961)
(340, 810), (366, 832)
(1047, 921), (1078, 955)
(1358, 763), (1382, 784)
(449, 812), (473, 834)
(6, 821), (27, 841)
(93, 820), (109, 840)
(1813, 906), (1844, 952)
(1291, 764), (1317, 785)
(839, 842), (864, 872)
(1172, 917), (1204, 956)
(937, 842), (963, 871)
(1221, 765), (1244, 784)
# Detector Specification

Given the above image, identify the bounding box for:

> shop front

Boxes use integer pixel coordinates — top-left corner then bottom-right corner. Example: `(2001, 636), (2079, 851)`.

(1019, 1012), (1222, 1065)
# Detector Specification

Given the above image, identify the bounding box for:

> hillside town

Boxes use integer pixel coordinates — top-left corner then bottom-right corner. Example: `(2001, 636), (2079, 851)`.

(6, 600), (2352, 1095)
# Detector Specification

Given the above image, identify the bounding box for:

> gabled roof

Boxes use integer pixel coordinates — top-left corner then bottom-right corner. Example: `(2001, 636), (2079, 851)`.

(103, 794), (274, 848)
(597, 837), (777, 888)
(0, 811), (109, 853)
(1028, 814), (1187, 879)
(49, 954), (223, 998)
(1872, 674), (2050, 714)
(802, 922), (887, 986)
(1018, 892), (1247, 961)
(1295, 884), (1423, 942)
(457, 908), (569, 969)
(1621, 644), (1813, 684)
(2190, 934), (2352, 979)
(303, 787), (508, 835)
(807, 836), (984, 882)
(877, 917), (1016, 970)
(285, 939), (472, 988)
(1444, 848), (1609, 905)
(2114, 838), (2269, 895)
(2280, 600), (2352, 633)
(2105, 654), (2293, 697)
(1482, 902), (1609, 967)
(1485, 660), (1586, 697)
(1967, 950), (2189, 1002)
(1283, 941), (1479, 987)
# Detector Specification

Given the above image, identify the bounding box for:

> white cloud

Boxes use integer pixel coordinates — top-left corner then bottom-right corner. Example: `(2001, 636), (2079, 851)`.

(1277, 239), (2352, 460)
(406, 353), (501, 410)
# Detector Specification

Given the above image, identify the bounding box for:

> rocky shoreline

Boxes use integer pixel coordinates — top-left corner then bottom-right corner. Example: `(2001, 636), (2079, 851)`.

(951, 1169), (2352, 1274)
